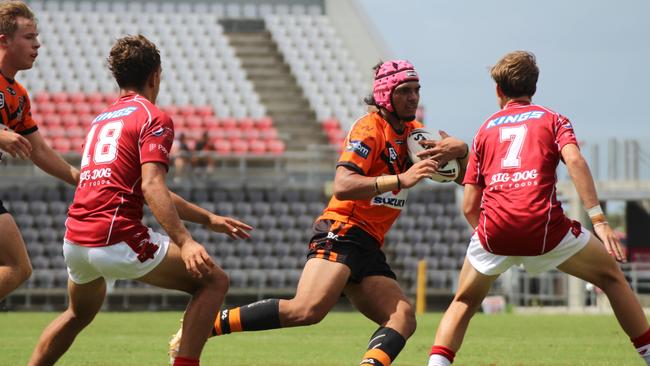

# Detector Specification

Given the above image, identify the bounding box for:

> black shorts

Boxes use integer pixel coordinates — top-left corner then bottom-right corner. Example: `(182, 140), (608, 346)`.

(307, 219), (396, 283)
(0, 200), (8, 215)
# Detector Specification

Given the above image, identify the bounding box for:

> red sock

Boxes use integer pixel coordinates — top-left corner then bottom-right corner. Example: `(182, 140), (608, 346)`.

(632, 328), (650, 348)
(173, 356), (199, 366)
(430, 345), (456, 363)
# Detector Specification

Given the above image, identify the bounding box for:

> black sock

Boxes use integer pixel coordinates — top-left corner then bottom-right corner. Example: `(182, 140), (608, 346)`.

(359, 327), (407, 366)
(212, 299), (281, 336)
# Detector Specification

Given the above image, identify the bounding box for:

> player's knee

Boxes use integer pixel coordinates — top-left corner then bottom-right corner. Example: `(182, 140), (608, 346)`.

(5, 261), (31, 287)
(453, 292), (484, 313)
(593, 265), (626, 291)
(393, 304), (417, 337)
(16, 261), (32, 282)
(289, 302), (328, 326)
(202, 266), (229, 294)
(64, 308), (97, 328)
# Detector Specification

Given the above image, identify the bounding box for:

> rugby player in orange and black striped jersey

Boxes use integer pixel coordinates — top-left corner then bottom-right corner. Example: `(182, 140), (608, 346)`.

(169, 61), (470, 366)
(0, 1), (79, 301)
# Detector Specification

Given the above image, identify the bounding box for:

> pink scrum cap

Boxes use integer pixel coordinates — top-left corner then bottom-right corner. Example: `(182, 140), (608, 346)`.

(372, 60), (419, 113)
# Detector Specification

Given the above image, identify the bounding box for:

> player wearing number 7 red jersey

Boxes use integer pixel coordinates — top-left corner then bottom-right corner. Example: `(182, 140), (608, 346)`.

(29, 35), (252, 366)
(426, 51), (650, 366)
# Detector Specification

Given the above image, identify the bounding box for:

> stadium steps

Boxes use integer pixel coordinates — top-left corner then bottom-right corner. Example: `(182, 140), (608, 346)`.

(224, 27), (334, 171)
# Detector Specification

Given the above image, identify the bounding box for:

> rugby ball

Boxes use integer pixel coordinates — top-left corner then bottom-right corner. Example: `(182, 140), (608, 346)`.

(407, 128), (460, 183)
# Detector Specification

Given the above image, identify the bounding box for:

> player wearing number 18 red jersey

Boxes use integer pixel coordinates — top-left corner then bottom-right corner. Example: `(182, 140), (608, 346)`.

(426, 51), (650, 366)
(29, 35), (252, 366)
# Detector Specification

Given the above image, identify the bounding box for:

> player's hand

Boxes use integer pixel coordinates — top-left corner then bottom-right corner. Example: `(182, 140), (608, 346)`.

(179, 239), (216, 278)
(205, 215), (253, 240)
(594, 223), (626, 263)
(400, 158), (439, 188)
(0, 129), (32, 159)
(416, 130), (467, 166)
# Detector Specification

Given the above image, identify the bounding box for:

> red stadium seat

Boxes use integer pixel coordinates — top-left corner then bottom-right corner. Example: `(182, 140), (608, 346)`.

(186, 116), (203, 129)
(246, 129), (261, 140)
(34, 92), (51, 104)
(37, 102), (56, 116)
(56, 103), (74, 116)
(52, 137), (72, 152)
(248, 139), (267, 154)
(267, 140), (285, 155)
(196, 106), (214, 117)
(323, 118), (340, 132)
(91, 102), (105, 115)
(231, 139), (249, 155)
(179, 105), (196, 117)
(66, 127), (86, 139)
(173, 115), (187, 128)
(221, 118), (237, 130)
(51, 92), (68, 104)
(79, 113), (96, 124)
(256, 117), (273, 130)
(202, 116), (220, 128)
(214, 139), (232, 155)
(259, 128), (279, 140)
(41, 114), (62, 128)
(63, 115), (81, 128)
(238, 118), (255, 130)
(164, 105), (179, 118)
(208, 128), (226, 140)
(69, 92), (87, 104)
(224, 128), (243, 139)
(46, 127), (66, 138)
(87, 92), (104, 104)
(74, 102), (92, 115)
(103, 93), (118, 104)
(71, 137), (86, 152)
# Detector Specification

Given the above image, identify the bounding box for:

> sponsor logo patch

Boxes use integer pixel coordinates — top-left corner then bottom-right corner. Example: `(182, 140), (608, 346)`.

(6, 86), (15, 96)
(346, 140), (371, 159)
(152, 127), (164, 136)
(486, 111), (545, 128)
(0, 92), (5, 109)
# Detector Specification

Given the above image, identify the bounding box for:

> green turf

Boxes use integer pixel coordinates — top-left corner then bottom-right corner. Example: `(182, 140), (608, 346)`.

(0, 311), (642, 365)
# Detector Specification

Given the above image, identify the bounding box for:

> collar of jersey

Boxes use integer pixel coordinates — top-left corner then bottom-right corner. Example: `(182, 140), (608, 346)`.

(504, 100), (531, 109)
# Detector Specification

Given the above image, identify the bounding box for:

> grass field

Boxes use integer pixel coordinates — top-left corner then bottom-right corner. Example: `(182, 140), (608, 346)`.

(0, 311), (642, 366)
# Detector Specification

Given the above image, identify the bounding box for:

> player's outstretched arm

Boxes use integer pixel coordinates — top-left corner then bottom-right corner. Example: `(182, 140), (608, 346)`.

(463, 183), (482, 228)
(142, 162), (215, 277)
(26, 130), (79, 185)
(561, 143), (625, 262)
(333, 160), (438, 201)
(169, 192), (252, 240)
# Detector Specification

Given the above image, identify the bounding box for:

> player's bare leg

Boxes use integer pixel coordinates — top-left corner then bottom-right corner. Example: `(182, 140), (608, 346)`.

(0, 214), (32, 300)
(558, 233), (650, 358)
(28, 277), (106, 366)
(138, 242), (228, 362)
(345, 276), (416, 365)
(200, 258), (349, 335)
(428, 257), (498, 365)
(278, 258), (350, 326)
(169, 258), (350, 363)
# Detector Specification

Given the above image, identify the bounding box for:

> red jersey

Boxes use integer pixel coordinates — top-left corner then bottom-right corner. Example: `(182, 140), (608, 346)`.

(463, 101), (578, 256)
(65, 93), (174, 247)
(317, 112), (424, 246)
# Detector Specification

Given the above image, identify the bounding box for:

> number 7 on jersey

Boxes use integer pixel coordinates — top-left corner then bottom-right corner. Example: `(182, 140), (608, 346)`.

(499, 125), (527, 169)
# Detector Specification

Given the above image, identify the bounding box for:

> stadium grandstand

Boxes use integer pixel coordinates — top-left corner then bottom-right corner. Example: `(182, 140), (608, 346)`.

(2, 0), (650, 317)
(0, 0), (470, 311)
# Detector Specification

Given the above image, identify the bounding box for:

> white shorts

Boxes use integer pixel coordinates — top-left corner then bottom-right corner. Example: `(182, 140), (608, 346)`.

(63, 229), (170, 284)
(466, 227), (590, 276)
